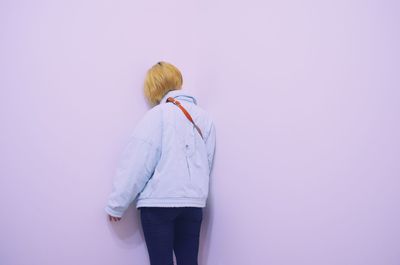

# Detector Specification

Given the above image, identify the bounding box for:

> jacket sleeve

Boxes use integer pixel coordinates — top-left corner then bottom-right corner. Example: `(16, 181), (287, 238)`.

(105, 109), (162, 217)
(205, 122), (216, 173)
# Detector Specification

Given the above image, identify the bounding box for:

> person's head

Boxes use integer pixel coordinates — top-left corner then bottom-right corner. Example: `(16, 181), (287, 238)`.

(144, 61), (183, 105)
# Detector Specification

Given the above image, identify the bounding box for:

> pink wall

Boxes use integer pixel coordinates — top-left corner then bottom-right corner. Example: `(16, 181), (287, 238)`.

(1, 1), (400, 264)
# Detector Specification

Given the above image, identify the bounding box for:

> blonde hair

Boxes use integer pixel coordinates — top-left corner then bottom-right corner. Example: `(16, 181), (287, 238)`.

(144, 61), (183, 105)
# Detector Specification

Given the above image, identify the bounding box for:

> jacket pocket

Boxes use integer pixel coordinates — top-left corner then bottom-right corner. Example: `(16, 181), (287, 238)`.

(184, 127), (196, 157)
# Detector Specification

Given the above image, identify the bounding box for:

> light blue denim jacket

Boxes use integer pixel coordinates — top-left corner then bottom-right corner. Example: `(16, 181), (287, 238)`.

(105, 90), (216, 217)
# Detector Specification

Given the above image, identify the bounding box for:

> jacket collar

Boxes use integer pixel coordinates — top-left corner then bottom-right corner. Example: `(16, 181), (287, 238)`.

(160, 89), (197, 105)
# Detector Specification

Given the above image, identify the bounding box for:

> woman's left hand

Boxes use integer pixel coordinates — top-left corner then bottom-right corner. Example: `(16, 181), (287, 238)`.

(108, 214), (122, 222)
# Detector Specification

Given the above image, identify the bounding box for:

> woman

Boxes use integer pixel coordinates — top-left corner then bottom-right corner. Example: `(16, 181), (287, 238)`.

(105, 61), (216, 265)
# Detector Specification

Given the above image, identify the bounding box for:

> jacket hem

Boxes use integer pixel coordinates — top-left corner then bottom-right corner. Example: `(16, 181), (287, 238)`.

(136, 197), (206, 208)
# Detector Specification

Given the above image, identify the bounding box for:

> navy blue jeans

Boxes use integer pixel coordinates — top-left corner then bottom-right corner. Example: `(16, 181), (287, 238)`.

(139, 207), (203, 265)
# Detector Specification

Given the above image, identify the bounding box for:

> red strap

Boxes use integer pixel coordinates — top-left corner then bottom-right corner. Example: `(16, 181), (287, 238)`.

(166, 97), (204, 139)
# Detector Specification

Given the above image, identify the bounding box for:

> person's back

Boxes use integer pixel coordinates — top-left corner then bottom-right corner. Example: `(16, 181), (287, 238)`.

(105, 61), (216, 265)
(136, 89), (215, 207)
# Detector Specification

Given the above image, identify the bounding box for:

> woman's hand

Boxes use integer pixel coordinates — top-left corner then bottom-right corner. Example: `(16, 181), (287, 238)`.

(108, 214), (122, 222)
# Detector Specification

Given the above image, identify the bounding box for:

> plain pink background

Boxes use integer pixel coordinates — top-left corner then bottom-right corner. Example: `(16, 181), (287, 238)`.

(1, 0), (399, 264)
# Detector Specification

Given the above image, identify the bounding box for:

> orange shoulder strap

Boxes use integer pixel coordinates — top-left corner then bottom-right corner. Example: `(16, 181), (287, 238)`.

(166, 97), (204, 140)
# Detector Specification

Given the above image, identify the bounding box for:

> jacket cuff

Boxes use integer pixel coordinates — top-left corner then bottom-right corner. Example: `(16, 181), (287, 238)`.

(105, 206), (123, 218)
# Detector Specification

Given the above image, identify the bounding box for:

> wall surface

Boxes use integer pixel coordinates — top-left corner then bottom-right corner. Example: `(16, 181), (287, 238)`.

(1, 1), (400, 265)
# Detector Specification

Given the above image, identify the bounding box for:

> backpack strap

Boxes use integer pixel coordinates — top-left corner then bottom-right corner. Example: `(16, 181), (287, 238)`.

(166, 97), (204, 140)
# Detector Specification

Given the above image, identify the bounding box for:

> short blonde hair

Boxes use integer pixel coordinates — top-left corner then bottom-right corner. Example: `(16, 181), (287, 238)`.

(144, 61), (183, 105)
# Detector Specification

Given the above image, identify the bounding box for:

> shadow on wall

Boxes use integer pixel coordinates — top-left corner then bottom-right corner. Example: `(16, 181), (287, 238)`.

(199, 193), (214, 265)
(106, 207), (146, 250)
